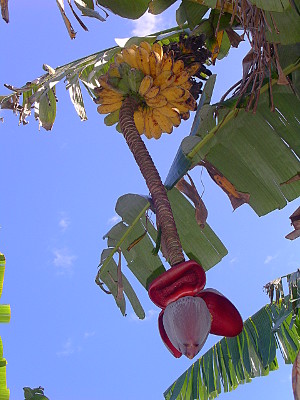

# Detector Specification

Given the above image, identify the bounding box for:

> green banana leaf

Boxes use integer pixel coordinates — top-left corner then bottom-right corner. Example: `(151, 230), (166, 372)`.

(97, 189), (227, 318)
(0, 253), (10, 400)
(164, 300), (299, 400)
(165, 48), (300, 216)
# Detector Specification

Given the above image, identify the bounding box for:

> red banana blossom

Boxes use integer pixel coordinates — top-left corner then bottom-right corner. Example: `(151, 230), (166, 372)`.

(148, 260), (243, 359)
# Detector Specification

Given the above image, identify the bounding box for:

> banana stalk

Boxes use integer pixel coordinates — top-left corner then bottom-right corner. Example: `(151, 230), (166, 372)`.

(119, 97), (184, 266)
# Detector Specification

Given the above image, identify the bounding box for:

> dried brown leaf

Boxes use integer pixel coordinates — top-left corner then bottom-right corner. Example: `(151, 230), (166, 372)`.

(202, 161), (250, 210)
(56, 0), (77, 39)
(292, 350), (300, 399)
(176, 176), (208, 229)
(1, 0), (9, 23)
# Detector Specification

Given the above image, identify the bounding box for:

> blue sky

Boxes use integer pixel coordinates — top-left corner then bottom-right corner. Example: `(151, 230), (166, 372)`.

(0, 1), (299, 399)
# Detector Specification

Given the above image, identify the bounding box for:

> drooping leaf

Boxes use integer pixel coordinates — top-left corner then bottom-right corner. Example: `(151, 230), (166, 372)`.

(56, 0), (77, 39)
(165, 57), (300, 217)
(68, 80), (88, 121)
(34, 87), (57, 131)
(96, 0), (149, 19)
(74, 0), (106, 21)
(97, 190), (227, 317)
(148, 0), (177, 15)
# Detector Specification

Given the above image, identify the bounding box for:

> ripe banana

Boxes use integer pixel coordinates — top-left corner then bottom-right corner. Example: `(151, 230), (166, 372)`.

(139, 75), (153, 96)
(97, 101), (123, 114)
(134, 108), (145, 135)
(136, 47), (150, 75)
(108, 63), (121, 78)
(149, 51), (160, 77)
(152, 43), (163, 61)
(173, 59), (185, 76)
(97, 91), (123, 104)
(144, 109), (152, 139)
(161, 52), (173, 73)
(122, 48), (139, 69)
(161, 86), (186, 102)
(153, 108), (173, 134)
(158, 105), (181, 119)
(146, 94), (168, 108)
(144, 85), (160, 99)
(149, 112), (163, 139)
(139, 41), (152, 54)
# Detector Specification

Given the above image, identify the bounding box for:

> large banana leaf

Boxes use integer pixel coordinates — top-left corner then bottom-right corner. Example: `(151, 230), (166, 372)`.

(165, 48), (300, 216)
(164, 300), (300, 400)
(96, 188), (227, 318)
(0, 254), (10, 400)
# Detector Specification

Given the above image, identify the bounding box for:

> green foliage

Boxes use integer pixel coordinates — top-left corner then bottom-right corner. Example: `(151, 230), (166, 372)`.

(96, 189), (227, 318)
(165, 52), (300, 217)
(0, 253), (10, 400)
(164, 301), (300, 400)
(23, 386), (49, 400)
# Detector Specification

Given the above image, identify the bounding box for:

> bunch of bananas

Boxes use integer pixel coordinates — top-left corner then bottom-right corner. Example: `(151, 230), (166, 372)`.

(95, 41), (202, 139)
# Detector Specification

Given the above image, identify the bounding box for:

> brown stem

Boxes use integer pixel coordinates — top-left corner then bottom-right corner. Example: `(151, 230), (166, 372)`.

(119, 97), (185, 266)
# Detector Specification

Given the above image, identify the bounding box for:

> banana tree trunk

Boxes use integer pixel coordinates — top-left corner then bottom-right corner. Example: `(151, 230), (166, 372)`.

(119, 97), (184, 266)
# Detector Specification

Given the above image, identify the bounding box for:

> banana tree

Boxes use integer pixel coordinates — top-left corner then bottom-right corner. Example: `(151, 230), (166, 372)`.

(0, 253), (11, 400)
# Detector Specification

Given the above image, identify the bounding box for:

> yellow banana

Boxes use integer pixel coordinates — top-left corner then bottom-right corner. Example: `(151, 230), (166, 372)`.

(149, 112), (163, 139)
(161, 52), (173, 73)
(134, 108), (145, 135)
(186, 63), (200, 76)
(153, 108), (173, 134)
(149, 51), (160, 78)
(144, 85), (160, 99)
(152, 42), (163, 61)
(181, 80), (193, 90)
(146, 94), (168, 108)
(144, 109), (152, 139)
(129, 44), (138, 51)
(139, 41), (152, 54)
(158, 105), (181, 119)
(161, 86), (185, 102)
(173, 59), (185, 76)
(170, 100), (196, 113)
(114, 53), (124, 65)
(97, 101), (123, 114)
(98, 77), (116, 91)
(173, 70), (191, 86)
(160, 74), (176, 90)
(181, 111), (190, 120)
(168, 112), (181, 127)
(136, 47), (150, 75)
(153, 70), (172, 88)
(97, 92), (123, 105)
(108, 63), (121, 78)
(139, 75), (153, 96)
(122, 48), (139, 69)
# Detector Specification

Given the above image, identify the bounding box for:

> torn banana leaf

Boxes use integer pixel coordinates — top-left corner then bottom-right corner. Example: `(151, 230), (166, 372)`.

(165, 50), (300, 217)
(97, 189), (227, 318)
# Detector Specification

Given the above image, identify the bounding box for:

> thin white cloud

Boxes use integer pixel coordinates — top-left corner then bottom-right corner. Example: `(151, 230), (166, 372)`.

(131, 12), (164, 37)
(84, 331), (96, 339)
(53, 248), (77, 273)
(264, 254), (278, 264)
(56, 338), (74, 357)
(59, 217), (70, 232)
(230, 257), (238, 264)
(129, 308), (159, 322)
